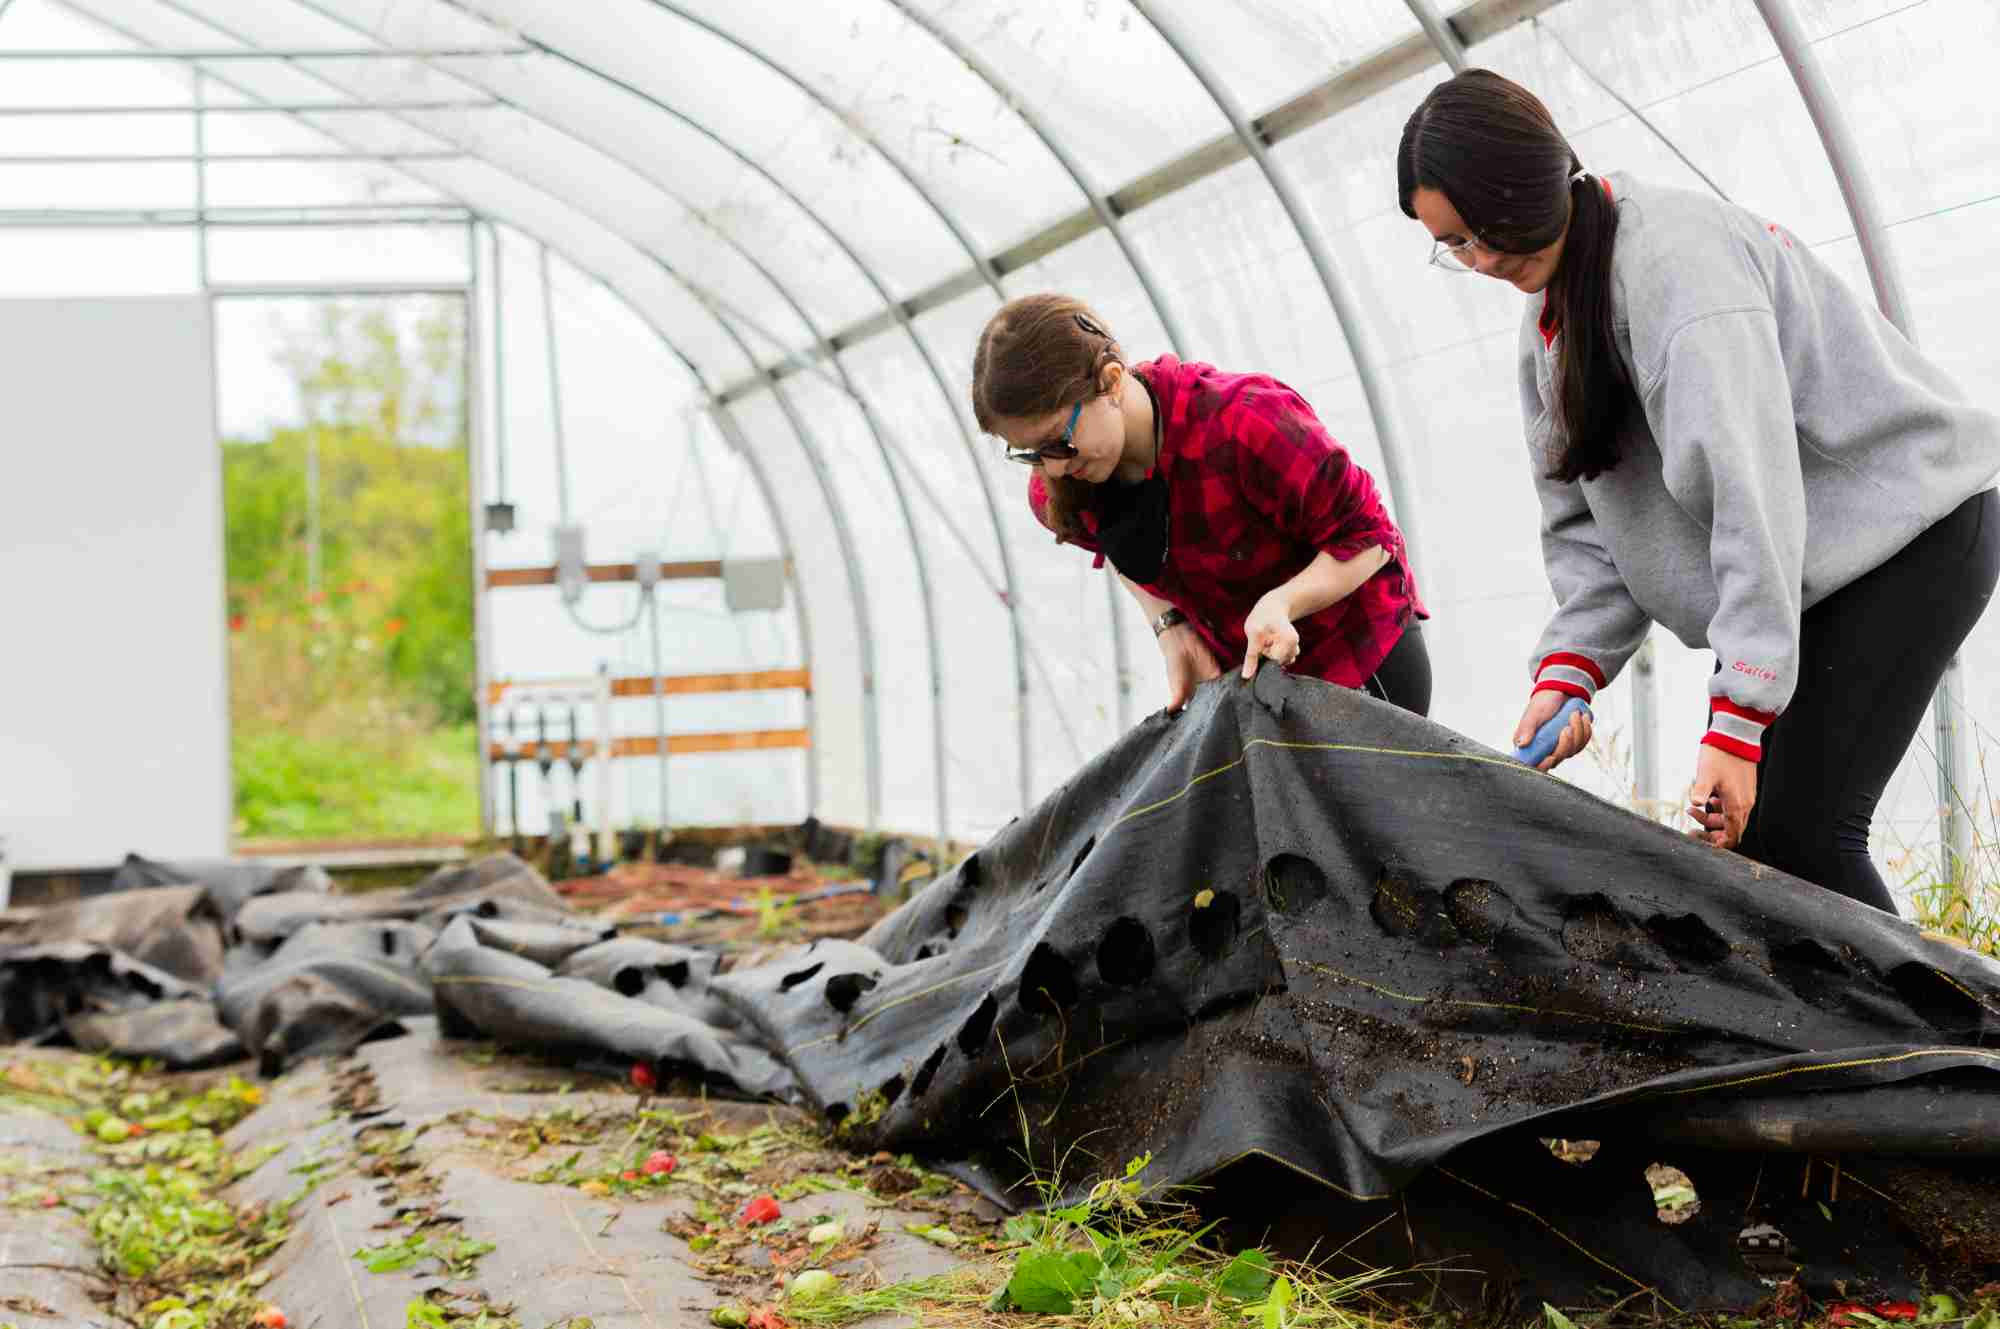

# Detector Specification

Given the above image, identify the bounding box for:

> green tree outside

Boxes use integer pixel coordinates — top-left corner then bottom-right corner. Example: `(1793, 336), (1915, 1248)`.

(223, 298), (479, 843)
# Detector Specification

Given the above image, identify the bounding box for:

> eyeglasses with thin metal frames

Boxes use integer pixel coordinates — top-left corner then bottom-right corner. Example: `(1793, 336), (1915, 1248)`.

(1429, 234), (1494, 272)
(1005, 398), (1085, 466)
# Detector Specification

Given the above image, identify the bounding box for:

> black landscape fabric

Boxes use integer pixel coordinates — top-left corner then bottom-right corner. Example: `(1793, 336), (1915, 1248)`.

(6, 668), (2000, 1308)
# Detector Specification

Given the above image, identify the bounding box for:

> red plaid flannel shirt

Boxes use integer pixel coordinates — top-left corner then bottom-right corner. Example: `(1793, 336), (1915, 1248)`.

(1030, 355), (1425, 688)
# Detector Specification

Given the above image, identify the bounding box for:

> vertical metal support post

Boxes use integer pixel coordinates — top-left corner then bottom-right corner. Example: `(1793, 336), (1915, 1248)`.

(1107, 572), (1132, 734)
(537, 242), (572, 523)
(465, 221), (495, 839)
(1631, 635), (1659, 812)
(1752, 0), (1970, 884)
(594, 663), (614, 865)
(192, 71), (209, 287)
(490, 221), (508, 507)
(647, 581), (668, 832)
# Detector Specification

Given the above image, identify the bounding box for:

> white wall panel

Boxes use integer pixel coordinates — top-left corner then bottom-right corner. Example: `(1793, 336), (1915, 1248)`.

(0, 296), (228, 869)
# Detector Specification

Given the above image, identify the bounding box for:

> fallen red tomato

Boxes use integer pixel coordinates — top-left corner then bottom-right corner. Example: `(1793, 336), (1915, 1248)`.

(621, 1170), (640, 1181)
(746, 1307), (788, 1329)
(739, 1194), (781, 1227)
(252, 1308), (289, 1329)
(630, 1063), (658, 1092)
(1828, 1302), (1920, 1325)
(40, 1193), (59, 1208)
(643, 1151), (677, 1176)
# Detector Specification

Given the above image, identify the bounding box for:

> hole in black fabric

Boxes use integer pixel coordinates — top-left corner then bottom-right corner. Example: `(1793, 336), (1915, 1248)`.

(958, 853), (983, 890)
(914, 943), (940, 961)
(381, 929), (397, 956)
(825, 1102), (850, 1126)
(1771, 938), (1847, 1008)
(659, 960), (690, 988)
(826, 972), (879, 1014)
(1370, 873), (1423, 939)
(1262, 854), (1329, 914)
(945, 895), (969, 940)
(1888, 961), (1985, 1032)
(1190, 890), (1241, 960)
(879, 1074), (906, 1109)
(1561, 894), (1633, 962)
(613, 967), (646, 998)
(476, 899), (500, 918)
(1069, 837), (1096, 881)
(1096, 918), (1156, 988)
(780, 962), (826, 993)
(910, 1044), (947, 1096)
(1648, 1162), (1699, 1224)
(1646, 912), (1731, 967)
(1445, 879), (1508, 944)
(1020, 942), (1078, 1014)
(956, 994), (998, 1056)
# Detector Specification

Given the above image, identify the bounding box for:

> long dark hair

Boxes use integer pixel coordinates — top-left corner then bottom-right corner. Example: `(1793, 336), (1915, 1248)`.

(1397, 69), (1627, 482)
(971, 293), (1125, 540)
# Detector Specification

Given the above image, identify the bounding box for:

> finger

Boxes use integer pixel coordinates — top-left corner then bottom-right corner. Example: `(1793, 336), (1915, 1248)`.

(1241, 640), (1259, 681)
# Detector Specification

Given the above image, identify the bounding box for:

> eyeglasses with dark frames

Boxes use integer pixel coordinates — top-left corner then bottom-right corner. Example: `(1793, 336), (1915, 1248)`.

(1005, 398), (1085, 466)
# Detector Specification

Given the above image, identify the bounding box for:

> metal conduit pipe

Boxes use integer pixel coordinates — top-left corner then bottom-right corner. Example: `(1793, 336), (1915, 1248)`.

(1752, 0), (1973, 886)
(1129, 0), (1427, 579)
(54, 0), (843, 832)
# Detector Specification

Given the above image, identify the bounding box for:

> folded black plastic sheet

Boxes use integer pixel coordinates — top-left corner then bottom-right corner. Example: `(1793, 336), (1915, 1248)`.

(64, 999), (246, 1068)
(0, 941), (208, 1042)
(556, 936), (750, 1032)
(112, 851), (332, 923)
(753, 671), (2000, 1186)
(231, 854), (568, 952)
(0, 884), (225, 986)
(215, 919), (437, 1072)
(424, 914), (793, 1095)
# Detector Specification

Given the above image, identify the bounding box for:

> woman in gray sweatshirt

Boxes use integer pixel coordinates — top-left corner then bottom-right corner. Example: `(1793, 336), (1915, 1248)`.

(1397, 69), (2000, 913)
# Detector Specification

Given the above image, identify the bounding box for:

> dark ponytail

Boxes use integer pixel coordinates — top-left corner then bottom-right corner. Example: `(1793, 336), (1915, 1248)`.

(1546, 170), (1625, 481)
(1398, 69), (1630, 482)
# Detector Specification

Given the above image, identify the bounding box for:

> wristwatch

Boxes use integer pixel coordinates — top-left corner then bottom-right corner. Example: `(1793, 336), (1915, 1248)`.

(1151, 607), (1187, 637)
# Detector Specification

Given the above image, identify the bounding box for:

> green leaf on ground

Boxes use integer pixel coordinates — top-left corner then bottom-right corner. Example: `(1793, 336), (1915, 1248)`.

(1004, 1249), (1102, 1314)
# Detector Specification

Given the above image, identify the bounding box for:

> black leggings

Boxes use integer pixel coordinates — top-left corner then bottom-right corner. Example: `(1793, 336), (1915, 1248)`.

(1363, 619), (1433, 718)
(1736, 489), (1999, 913)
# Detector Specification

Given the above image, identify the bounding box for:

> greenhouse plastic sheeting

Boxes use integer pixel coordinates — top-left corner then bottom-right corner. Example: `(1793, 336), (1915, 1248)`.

(7, 672), (2000, 1303)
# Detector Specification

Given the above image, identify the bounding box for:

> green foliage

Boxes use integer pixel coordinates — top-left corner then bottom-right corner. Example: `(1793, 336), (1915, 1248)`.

(233, 723), (478, 840)
(223, 298), (477, 842)
(353, 1232), (495, 1278)
(1, 1059), (287, 1329)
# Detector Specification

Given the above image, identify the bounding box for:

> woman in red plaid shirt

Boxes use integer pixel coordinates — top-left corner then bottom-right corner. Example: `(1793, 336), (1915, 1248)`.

(972, 293), (1429, 717)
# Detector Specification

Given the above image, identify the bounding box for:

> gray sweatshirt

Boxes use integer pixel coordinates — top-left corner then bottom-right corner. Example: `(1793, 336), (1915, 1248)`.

(1520, 173), (2000, 759)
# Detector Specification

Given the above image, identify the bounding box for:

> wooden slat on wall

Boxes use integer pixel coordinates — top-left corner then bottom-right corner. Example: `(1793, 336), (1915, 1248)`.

(487, 669), (809, 706)
(484, 728), (809, 761)
(484, 559), (723, 588)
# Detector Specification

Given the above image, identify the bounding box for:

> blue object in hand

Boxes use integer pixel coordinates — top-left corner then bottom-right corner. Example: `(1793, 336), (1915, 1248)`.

(1514, 695), (1591, 766)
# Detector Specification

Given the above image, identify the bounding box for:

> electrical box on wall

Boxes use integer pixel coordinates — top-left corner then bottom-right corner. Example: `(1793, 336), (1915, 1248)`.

(553, 524), (587, 604)
(722, 557), (787, 612)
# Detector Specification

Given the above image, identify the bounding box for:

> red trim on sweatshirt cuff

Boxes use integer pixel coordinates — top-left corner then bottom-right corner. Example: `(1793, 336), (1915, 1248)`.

(1534, 679), (1595, 704)
(1539, 652), (1608, 689)
(1710, 696), (1778, 726)
(1702, 730), (1763, 763)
